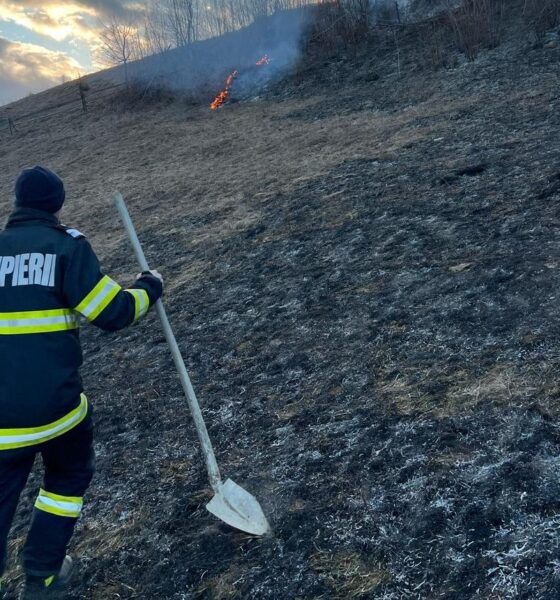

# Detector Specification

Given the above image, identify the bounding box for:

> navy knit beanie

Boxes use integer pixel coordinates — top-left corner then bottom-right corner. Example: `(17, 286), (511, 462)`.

(15, 166), (66, 213)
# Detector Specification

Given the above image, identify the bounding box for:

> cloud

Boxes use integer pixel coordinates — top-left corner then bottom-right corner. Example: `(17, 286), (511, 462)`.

(0, 1), (148, 102)
(0, 1), (141, 43)
(0, 37), (83, 105)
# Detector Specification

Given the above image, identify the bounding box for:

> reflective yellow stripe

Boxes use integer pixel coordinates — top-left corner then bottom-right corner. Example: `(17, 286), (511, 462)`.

(35, 489), (84, 518)
(125, 289), (150, 322)
(0, 309), (79, 335)
(75, 276), (121, 322)
(39, 489), (84, 504)
(0, 394), (88, 450)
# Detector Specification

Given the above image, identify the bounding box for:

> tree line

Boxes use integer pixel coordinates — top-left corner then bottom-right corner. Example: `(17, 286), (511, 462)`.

(98, 0), (322, 73)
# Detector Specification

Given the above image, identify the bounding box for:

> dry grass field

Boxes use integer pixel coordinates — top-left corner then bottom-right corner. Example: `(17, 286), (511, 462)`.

(0, 12), (560, 599)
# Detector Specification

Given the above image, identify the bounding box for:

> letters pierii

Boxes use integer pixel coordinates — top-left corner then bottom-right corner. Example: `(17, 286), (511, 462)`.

(0, 253), (57, 287)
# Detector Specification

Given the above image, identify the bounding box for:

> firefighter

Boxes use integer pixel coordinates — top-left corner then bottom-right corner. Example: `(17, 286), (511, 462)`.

(0, 166), (164, 599)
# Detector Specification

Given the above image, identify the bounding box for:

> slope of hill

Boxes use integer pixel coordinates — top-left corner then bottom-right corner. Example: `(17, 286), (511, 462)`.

(0, 11), (559, 600)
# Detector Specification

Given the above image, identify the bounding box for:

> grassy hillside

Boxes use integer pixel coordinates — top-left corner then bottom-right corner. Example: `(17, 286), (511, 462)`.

(1, 11), (559, 599)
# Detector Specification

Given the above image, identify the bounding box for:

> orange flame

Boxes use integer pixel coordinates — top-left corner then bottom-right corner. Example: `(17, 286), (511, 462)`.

(210, 70), (239, 110)
(210, 56), (271, 110)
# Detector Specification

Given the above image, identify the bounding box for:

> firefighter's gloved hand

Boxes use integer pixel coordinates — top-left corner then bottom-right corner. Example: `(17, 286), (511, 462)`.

(137, 270), (164, 288)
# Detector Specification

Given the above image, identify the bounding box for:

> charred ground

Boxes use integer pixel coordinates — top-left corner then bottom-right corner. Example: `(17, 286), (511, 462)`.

(1, 10), (560, 600)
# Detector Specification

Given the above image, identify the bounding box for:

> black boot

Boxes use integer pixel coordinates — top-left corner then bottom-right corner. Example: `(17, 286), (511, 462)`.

(19, 556), (74, 599)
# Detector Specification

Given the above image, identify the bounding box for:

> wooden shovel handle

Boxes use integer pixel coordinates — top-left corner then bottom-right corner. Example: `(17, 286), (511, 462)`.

(113, 192), (223, 493)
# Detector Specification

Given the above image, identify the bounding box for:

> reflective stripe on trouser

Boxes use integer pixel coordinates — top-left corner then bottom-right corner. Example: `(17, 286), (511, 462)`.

(0, 394), (88, 451)
(125, 289), (150, 322)
(75, 275), (121, 321)
(35, 490), (83, 518)
(0, 413), (94, 577)
(0, 309), (79, 335)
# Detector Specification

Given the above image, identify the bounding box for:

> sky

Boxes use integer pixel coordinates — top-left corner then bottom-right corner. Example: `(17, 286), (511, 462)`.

(0, 0), (141, 106)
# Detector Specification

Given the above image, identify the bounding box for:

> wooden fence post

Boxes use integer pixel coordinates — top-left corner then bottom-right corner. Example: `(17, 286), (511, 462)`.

(78, 76), (89, 113)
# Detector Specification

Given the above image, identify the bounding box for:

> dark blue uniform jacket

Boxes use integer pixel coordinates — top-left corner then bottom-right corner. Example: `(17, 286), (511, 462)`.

(0, 208), (162, 448)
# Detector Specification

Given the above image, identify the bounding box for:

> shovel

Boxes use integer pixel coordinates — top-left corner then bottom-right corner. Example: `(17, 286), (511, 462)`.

(113, 192), (270, 536)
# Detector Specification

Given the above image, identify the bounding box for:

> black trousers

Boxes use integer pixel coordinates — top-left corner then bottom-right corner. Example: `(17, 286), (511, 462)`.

(0, 414), (95, 577)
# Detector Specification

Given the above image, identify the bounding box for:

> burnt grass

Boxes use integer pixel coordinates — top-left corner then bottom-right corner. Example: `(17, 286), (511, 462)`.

(3, 13), (560, 600)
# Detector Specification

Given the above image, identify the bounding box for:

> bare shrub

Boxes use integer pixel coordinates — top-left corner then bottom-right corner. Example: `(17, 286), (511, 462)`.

(98, 18), (142, 85)
(445, 0), (505, 61)
(303, 0), (373, 57)
(417, 15), (453, 70)
(523, 0), (560, 36)
(107, 80), (180, 112)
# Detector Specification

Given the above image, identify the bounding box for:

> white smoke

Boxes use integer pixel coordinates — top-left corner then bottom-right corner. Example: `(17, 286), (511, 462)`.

(95, 6), (309, 100)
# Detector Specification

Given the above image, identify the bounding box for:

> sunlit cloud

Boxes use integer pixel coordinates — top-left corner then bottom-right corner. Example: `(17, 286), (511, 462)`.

(0, 36), (83, 105)
(0, 1), (138, 43)
(1, 3), (95, 44)
(0, 0), (146, 104)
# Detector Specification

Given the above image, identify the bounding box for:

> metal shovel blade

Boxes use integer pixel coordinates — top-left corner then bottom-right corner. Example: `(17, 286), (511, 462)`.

(206, 479), (270, 536)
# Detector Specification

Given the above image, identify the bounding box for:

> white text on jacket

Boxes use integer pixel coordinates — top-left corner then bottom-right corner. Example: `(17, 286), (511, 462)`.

(0, 254), (57, 287)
